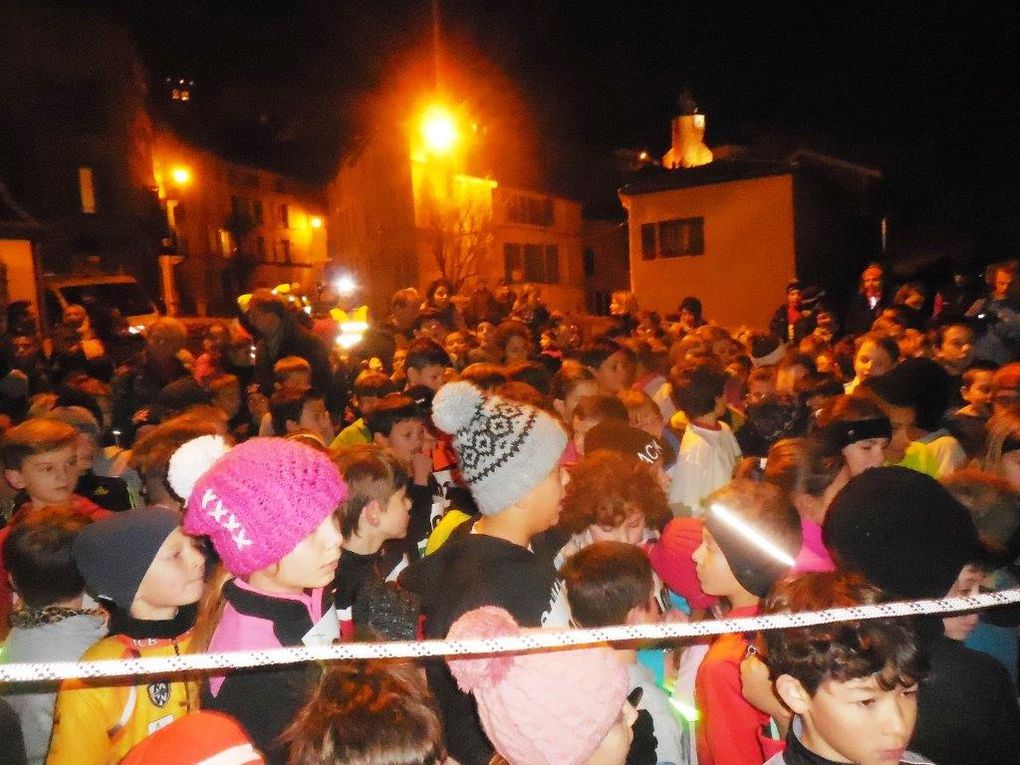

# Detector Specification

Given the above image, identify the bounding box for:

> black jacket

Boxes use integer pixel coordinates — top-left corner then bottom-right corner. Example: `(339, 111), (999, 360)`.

(398, 526), (570, 765)
(253, 321), (332, 396)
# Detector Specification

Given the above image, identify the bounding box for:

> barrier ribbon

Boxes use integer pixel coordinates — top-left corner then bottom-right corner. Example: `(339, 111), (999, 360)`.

(2, 588), (1017, 684)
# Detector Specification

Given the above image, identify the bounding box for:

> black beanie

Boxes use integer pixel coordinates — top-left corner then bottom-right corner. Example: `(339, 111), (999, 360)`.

(704, 498), (801, 598)
(72, 507), (181, 611)
(824, 466), (983, 600)
(584, 419), (673, 467)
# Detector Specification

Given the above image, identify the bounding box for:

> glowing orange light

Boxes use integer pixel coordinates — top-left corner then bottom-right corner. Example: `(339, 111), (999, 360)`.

(170, 166), (192, 185)
(639, 151), (649, 161)
(421, 104), (458, 154)
(310, 215), (323, 229)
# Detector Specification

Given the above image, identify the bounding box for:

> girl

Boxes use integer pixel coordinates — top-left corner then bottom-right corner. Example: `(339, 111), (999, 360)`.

(843, 331), (899, 394)
(812, 394), (891, 476)
(447, 606), (636, 765)
(981, 406), (1020, 490)
(168, 435), (347, 765)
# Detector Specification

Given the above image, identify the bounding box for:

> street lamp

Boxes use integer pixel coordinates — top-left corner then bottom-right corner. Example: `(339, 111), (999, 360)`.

(310, 215), (323, 229)
(421, 103), (458, 154)
(170, 166), (192, 186)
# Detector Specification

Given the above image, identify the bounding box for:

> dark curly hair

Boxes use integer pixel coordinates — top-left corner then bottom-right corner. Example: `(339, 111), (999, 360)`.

(559, 450), (671, 533)
(760, 572), (927, 695)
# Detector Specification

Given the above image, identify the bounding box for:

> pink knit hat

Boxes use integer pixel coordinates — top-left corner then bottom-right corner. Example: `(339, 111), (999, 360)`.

(174, 436), (347, 575)
(447, 607), (629, 765)
(648, 517), (719, 610)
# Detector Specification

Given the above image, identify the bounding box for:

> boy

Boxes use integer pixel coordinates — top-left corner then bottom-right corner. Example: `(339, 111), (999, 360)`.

(330, 370), (396, 448)
(561, 541), (685, 765)
(399, 381), (571, 765)
(366, 394), (436, 554)
(692, 479), (801, 765)
(2, 508), (107, 765)
(48, 507), (206, 764)
(404, 338), (450, 392)
(944, 361), (998, 459)
(668, 360), (742, 515)
(269, 388), (335, 446)
(47, 505), (205, 762)
(0, 419), (109, 635)
(44, 407), (132, 511)
(255, 356), (313, 436)
(759, 572), (932, 765)
(333, 446), (412, 639)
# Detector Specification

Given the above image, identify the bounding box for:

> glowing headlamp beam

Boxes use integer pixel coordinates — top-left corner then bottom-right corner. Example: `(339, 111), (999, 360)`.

(709, 503), (797, 568)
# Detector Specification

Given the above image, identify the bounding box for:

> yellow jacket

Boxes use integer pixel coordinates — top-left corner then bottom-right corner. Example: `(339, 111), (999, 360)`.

(46, 630), (198, 765)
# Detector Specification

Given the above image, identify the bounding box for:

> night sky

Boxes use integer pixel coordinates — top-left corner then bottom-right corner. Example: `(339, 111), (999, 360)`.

(89, 0), (1020, 261)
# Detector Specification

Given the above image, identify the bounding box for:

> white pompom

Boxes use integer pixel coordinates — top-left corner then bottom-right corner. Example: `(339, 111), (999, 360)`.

(167, 435), (230, 502)
(432, 381), (484, 435)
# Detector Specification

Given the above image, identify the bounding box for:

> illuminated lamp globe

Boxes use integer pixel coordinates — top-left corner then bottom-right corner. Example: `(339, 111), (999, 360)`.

(170, 166), (192, 185)
(421, 105), (458, 154)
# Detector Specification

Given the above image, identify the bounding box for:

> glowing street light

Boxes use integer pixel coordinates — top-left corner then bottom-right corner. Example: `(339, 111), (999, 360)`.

(421, 104), (458, 154)
(170, 166), (192, 186)
(310, 215), (323, 229)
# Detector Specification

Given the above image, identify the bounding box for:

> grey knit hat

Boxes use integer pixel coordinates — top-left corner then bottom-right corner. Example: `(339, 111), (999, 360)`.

(432, 381), (567, 515)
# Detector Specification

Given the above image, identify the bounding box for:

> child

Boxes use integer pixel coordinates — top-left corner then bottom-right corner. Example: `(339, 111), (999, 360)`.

(447, 606), (636, 765)
(812, 395), (891, 477)
(404, 338), (450, 392)
(569, 393), (628, 457)
(945, 361), (998, 459)
(0, 418), (109, 635)
(333, 446), (412, 639)
(283, 660), (445, 765)
(2, 508), (106, 765)
(551, 363), (599, 424)
(557, 448), (671, 564)
(269, 387), (335, 447)
(208, 374), (243, 424)
(561, 541), (686, 765)
(330, 369), (395, 448)
(825, 466), (1020, 764)
(691, 479), (801, 765)
(48, 507), (206, 764)
(255, 356), (313, 436)
(579, 337), (633, 394)
(44, 407), (132, 511)
(745, 365), (778, 406)
(759, 572), (931, 765)
(668, 360), (742, 515)
(844, 332), (899, 394)
(127, 416), (221, 511)
(365, 394), (437, 554)
(399, 381), (571, 765)
(443, 330), (469, 372)
(171, 436), (347, 765)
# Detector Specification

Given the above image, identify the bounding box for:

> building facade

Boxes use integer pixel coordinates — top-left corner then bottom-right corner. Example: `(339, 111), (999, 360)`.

(152, 131), (328, 316)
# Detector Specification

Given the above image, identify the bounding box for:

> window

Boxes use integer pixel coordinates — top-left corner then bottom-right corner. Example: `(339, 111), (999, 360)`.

(279, 239), (291, 263)
(641, 217), (704, 259)
(78, 167), (97, 214)
(278, 204), (289, 228)
(506, 242), (559, 284)
(506, 194), (554, 226)
(641, 223), (656, 260)
(256, 236), (265, 258)
(252, 200), (263, 225)
(583, 248), (595, 276)
(231, 195), (249, 218)
(504, 243), (524, 283)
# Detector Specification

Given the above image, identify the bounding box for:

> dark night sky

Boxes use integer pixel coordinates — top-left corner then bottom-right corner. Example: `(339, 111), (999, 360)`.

(88, 0), (1020, 256)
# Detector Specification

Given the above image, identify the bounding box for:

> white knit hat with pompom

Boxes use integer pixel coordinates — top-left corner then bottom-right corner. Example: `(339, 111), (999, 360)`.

(432, 381), (567, 515)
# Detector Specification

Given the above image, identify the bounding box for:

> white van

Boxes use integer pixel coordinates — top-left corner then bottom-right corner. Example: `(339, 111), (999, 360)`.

(44, 274), (160, 331)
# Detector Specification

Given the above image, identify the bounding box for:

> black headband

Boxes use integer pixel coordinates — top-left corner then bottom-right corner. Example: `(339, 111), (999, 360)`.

(817, 417), (892, 450)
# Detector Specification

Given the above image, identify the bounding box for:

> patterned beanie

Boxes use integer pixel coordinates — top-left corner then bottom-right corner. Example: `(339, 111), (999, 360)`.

(431, 381), (567, 515)
(173, 436), (347, 575)
(447, 607), (629, 765)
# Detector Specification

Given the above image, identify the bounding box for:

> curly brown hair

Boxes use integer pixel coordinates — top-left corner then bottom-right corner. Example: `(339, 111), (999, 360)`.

(559, 450), (671, 534)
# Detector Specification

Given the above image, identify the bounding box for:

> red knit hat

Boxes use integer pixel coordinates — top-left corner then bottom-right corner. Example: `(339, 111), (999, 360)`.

(648, 517), (719, 610)
(121, 711), (264, 764)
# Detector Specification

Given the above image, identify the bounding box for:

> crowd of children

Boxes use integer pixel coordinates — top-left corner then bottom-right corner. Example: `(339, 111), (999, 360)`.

(2, 269), (1020, 764)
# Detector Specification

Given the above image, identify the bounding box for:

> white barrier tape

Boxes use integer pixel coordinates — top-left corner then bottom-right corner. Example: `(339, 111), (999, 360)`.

(2, 588), (1018, 684)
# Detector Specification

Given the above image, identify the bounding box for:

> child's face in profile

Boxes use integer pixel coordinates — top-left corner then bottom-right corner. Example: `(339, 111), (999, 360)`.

(375, 486), (412, 541)
(299, 398), (335, 444)
(943, 564), (985, 642)
(691, 527), (741, 598)
(842, 436), (889, 476)
(381, 419), (426, 465)
(271, 515), (343, 592)
(408, 363), (445, 391)
(133, 529), (206, 618)
(854, 340), (894, 381)
(962, 371), (993, 414)
(5, 445), (78, 508)
(794, 675), (918, 765)
(561, 381), (599, 425)
(595, 352), (631, 395)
